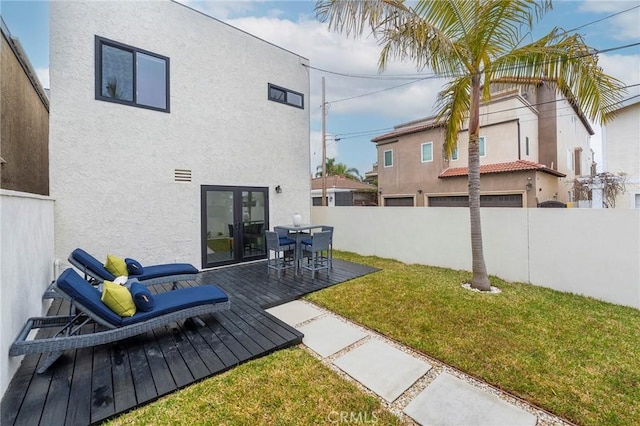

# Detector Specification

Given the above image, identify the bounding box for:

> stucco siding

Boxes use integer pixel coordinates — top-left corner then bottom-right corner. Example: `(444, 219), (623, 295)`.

(604, 102), (640, 208)
(50, 0), (310, 267)
(0, 190), (55, 397)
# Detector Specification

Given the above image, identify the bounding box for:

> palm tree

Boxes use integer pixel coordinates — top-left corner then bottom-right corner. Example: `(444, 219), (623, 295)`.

(316, 157), (362, 181)
(316, 0), (624, 290)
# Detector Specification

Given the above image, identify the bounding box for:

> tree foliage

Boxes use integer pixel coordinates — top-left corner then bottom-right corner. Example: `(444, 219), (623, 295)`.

(316, 158), (362, 181)
(316, 0), (626, 290)
(573, 172), (627, 208)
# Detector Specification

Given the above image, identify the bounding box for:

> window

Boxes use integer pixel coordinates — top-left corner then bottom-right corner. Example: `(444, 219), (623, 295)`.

(479, 136), (486, 157)
(268, 83), (304, 109)
(451, 145), (458, 161)
(574, 148), (582, 175)
(525, 137), (530, 156)
(635, 194), (640, 209)
(95, 36), (170, 112)
(383, 150), (393, 167)
(421, 142), (433, 162)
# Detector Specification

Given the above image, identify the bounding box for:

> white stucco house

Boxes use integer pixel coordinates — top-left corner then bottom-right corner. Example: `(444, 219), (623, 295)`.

(602, 97), (640, 208)
(49, 0), (310, 270)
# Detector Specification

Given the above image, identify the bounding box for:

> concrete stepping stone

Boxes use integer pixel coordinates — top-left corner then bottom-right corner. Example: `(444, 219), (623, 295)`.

(333, 339), (431, 402)
(403, 372), (537, 426)
(266, 301), (324, 326)
(297, 316), (368, 357)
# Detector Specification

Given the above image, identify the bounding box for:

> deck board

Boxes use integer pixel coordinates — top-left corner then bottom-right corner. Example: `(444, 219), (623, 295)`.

(2, 259), (377, 425)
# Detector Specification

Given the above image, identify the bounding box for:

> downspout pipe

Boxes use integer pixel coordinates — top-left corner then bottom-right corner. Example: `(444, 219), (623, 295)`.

(517, 119), (521, 160)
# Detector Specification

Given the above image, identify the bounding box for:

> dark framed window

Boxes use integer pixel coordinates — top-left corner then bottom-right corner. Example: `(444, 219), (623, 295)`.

(95, 36), (170, 112)
(268, 83), (304, 109)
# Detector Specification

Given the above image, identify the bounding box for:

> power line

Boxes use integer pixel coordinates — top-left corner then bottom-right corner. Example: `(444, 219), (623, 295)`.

(326, 88), (640, 141)
(320, 42), (638, 105)
(327, 77), (433, 104)
(302, 64), (436, 80)
(305, 6), (639, 83)
(565, 5), (640, 33)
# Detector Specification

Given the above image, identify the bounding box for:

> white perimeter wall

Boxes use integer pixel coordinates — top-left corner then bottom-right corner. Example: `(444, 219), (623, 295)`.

(1, 190), (55, 396)
(312, 207), (640, 309)
(50, 0), (310, 268)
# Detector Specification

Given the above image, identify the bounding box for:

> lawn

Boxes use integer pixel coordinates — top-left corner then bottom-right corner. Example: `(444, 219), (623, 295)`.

(306, 251), (640, 426)
(106, 347), (401, 425)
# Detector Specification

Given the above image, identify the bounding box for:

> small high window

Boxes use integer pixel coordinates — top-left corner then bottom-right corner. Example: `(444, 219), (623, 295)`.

(479, 136), (486, 157)
(451, 144), (458, 161)
(383, 150), (393, 167)
(421, 142), (433, 162)
(268, 84), (304, 109)
(95, 36), (170, 112)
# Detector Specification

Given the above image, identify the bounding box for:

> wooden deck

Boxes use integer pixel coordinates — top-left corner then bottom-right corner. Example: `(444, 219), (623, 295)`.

(1, 259), (378, 426)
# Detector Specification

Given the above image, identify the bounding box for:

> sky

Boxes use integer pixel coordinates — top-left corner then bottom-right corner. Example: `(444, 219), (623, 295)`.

(1, 0), (639, 176)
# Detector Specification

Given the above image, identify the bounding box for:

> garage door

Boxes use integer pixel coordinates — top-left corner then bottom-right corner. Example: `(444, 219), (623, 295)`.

(428, 194), (522, 207)
(384, 197), (414, 207)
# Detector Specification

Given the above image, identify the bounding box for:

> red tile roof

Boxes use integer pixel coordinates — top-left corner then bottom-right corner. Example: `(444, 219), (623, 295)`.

(311, 176), (377, 191)
(439, 160), (566, 178)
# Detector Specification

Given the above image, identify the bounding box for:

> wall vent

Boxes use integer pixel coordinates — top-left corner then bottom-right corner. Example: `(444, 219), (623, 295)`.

(174, 169), (192, 182)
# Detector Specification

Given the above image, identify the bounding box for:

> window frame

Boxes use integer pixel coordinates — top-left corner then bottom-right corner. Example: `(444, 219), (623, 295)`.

(566, 149), (573, 170)
(95, 35), (170, 113)
(451, 144), (459, 161)
(479, 136), (486, 157)
(421, 142), (433, 163)
(525, 136), (530, 156)
(268, 83), (304, 109)
(383, 149), (393, 167)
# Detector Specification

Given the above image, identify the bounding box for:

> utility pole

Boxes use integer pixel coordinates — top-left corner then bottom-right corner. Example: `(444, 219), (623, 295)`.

(321, 76), (327, 207)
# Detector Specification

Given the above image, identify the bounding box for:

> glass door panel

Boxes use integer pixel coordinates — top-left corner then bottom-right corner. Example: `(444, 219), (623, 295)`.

(202, 186), (269, 268)
(204, 189), (234, 266)
(241, 190), (266, 259)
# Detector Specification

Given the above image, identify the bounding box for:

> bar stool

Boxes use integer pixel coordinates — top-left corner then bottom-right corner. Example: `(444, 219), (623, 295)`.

(265, 231), (295, 278)
(300, 230), (331, 279)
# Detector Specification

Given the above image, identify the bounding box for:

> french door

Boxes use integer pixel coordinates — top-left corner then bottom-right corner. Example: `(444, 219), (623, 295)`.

(201, 185), (269, 268)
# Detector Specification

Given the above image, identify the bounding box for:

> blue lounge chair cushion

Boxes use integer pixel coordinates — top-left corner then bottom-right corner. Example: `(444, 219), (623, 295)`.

(136, 263), (198, 280)
(279, 237), (296, 246)
(301, 238), (313, 246)
(129, 282), (154, 312)
(56, 268), (229, 327)
(72, 248), (116, 281)
(125, 258), (144, 276)
(69, 248), (198, 282)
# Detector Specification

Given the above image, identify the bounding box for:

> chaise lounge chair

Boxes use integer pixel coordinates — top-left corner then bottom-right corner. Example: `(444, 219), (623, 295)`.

(11, 268), (230, 373)
(43, 248), (199, 299)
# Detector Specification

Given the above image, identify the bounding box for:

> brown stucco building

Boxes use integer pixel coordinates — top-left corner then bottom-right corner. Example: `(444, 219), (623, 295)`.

(372, 84), (594, 207)
(1, 18), (49, 195)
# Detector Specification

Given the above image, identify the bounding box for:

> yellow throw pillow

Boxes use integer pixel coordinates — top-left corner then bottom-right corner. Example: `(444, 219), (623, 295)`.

(101, 280), (136, 317)
(105, 254), (128, 277)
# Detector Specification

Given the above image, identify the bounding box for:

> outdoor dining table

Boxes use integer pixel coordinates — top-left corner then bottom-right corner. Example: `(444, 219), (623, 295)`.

(276, 224), (325, 274)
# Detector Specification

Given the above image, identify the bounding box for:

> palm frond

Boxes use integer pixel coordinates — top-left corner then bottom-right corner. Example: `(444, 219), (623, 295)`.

(488, 29), (626, 123)
(434, 77), (471, 159)
(315, 0), (410, 38)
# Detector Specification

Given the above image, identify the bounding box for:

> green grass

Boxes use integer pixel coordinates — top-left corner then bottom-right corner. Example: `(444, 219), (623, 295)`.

(306, 251), (640, 426)
(106, 347), (401, 425)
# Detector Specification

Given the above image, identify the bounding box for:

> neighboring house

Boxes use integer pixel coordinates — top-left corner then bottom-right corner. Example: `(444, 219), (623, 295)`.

(311, 176), (377, 206)
(372, 83), (594, 207)
(0, 17), (49, 195)
(363, 163), (378, 185)
(602, 98), (640, 208)
(49, 0), (310, 270)
(1, 17), (54, 397)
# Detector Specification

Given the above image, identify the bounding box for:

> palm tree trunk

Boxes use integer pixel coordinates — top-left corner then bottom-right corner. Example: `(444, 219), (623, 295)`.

(468, 75), (491, 291)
